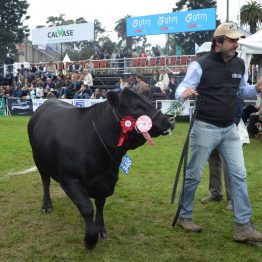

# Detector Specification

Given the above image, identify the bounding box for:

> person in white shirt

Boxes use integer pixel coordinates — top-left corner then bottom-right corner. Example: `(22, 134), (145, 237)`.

(83, 69), (93, 88)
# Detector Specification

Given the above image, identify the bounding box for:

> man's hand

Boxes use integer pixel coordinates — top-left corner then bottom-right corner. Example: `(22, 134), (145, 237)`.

(255, 77), (262, 92)
(182, 88), (198, 100)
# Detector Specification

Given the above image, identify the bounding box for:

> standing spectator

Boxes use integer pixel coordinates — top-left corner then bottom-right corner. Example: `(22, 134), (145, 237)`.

(116, 50), (124, 74)
(132, 48), (138, 58)
(85, 60), (94, 76)
(139, 47), (147, 58)
(175, 22), (262, 244)
(5, 54), (14, 76)
(153, 47), (161, 64)
(110, 49), (118, 71)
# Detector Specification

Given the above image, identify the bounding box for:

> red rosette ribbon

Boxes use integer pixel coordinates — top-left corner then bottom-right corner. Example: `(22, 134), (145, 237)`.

(117, 116), (136, 147)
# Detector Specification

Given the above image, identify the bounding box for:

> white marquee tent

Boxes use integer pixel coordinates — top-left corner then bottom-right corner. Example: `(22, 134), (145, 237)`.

(238, 29), (262, 78)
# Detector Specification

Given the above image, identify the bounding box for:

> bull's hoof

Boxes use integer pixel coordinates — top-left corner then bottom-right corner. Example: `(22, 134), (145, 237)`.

(84, 234), (98, 249)
(41, 207), (53, 213)
(99, 231), (108, 239)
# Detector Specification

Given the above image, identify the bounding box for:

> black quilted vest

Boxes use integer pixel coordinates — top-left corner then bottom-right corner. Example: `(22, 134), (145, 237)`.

(196, 51), (245, 127)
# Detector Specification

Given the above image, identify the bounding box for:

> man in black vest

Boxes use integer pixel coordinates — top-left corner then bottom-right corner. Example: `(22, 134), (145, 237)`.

(175, 22), (262, 244)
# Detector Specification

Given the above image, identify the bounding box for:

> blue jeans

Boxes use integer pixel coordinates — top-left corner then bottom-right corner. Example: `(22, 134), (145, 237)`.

(179, 120), (252, 224)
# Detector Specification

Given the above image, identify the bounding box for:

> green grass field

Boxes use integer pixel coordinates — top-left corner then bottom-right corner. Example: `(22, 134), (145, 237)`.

(0, 116), (261, 261)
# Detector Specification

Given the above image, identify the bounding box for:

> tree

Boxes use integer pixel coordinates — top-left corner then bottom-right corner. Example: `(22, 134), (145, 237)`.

(240, 0), (262, 34)
(114, 15), (149, 54)
(0, 0), (30, 64)
(114, 15), (133, 50)
(94, 19), (106, 40)
(46, 14), (70, 27)
(169, 0), (218, 55)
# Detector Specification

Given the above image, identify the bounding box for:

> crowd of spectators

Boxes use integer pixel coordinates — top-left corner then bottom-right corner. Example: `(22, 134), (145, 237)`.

(0, 62), (103, 100)
(0, 58), (183, 101)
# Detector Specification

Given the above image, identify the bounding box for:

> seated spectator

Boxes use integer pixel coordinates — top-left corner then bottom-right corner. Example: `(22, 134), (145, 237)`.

(28, 85), (36, 99)
(30, 64), (37, 74)
(3, 85), (11, 98)
(120, 77), (129, 90)
(133, 74), (150, 97)
(150, 69), (159, 85)
(46, 89), (57, 99)
(83, 69), (93, 88)
(114, 77), (129, 93)
(59, 83), (72, 99)
(155, 68), (170, 94)
(74, 83), (93, 99)
(0, 86), (5, 98)
(101, 89), (107, 99)
(90, 88), (104, 99)
(166, 75), (178, 99)
(45, 62), (57, 79)
(54, 74), (65, 92)
(247, 99), (262, 138)
(36, 85), (44, 98)
(242, 92), (262, 124)
(73, 61), (83, 73)
(10, 85), (23, 98)
(37, 62), (46, 74)
(70, 73), (82, 93)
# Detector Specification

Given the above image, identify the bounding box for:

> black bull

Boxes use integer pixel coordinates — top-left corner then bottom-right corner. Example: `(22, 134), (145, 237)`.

(28, 88), (174, 248)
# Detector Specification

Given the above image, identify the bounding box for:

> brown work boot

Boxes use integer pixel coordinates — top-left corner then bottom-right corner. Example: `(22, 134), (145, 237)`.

(200, 194), (222, 204)
(233, 221), (262, 242)
(177, 217), (202, 232)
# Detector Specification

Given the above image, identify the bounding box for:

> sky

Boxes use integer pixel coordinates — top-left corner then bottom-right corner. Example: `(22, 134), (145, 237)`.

(25, 0), (250, 46)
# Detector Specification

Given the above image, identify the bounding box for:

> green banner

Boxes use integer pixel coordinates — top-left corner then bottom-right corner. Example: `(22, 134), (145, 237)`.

(0, 98), (6, 115)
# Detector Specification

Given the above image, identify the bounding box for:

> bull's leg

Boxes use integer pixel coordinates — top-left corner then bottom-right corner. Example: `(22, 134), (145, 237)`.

(61, 182), (98, 248)
(95, 198), (107, 239)
(40, 175), (52, 213)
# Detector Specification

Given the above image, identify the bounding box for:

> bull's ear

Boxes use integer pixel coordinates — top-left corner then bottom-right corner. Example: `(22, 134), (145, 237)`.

(107, 91), (120, 109)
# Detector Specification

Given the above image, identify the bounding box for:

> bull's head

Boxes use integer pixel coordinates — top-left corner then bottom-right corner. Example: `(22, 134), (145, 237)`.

(107, 88), (174, 149)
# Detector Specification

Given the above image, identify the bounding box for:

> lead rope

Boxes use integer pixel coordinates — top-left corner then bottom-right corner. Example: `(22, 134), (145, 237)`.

(171, 96), (200, 227)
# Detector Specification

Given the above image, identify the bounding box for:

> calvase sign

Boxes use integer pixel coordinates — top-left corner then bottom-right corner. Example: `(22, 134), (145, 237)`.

(127, 8), (216, 37)
(32, 23), (94, 45)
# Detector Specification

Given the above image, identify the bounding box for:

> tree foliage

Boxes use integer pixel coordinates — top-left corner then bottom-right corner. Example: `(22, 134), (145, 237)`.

(170, 0), (218, 55)
(114, 15), (149, 54)
(0, 0), (30, 64)
(240, 0), (262, 34)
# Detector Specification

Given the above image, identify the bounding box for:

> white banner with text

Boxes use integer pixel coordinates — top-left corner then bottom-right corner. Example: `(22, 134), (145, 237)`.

(32, 23), (94, 45)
